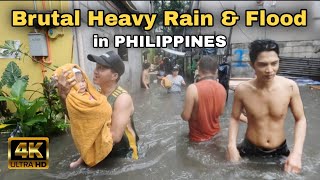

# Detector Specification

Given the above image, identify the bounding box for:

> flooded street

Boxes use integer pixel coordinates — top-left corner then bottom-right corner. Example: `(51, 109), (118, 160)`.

(1, 83), (320, 180)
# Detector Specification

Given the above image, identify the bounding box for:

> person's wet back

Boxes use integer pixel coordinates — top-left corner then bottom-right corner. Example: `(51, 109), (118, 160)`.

(226, 39), (307, 174)
(181, 56), (226, 142)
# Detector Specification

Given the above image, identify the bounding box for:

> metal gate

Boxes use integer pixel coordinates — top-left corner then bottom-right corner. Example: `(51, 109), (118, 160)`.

(278, 57), (320, 80)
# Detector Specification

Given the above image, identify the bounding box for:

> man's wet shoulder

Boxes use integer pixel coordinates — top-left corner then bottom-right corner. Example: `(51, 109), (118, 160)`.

(115, 92), (132, 103)
(234, 81), (253, 93)
(276, 76), (297, 89)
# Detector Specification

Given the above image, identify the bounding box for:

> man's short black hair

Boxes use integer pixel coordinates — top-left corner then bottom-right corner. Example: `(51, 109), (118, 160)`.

(143, 62), (151, 70)
(249, 39), (279, 63)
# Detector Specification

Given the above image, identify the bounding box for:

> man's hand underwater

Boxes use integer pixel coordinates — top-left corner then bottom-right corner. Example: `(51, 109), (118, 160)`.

(284, 152), (302, 174)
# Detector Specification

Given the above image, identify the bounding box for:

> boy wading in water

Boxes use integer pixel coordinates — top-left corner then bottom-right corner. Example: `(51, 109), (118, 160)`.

(141, 62), (151, 89)
(227, 39), (307, 174)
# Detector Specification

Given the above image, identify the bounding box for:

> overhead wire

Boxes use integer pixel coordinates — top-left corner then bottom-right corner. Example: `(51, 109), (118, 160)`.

(218, 1), (253, 41)
(105, 1), (120, 14)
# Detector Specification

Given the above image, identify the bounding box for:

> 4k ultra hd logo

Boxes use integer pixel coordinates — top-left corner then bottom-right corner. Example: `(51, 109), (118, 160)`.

(8, 137), (49, 169)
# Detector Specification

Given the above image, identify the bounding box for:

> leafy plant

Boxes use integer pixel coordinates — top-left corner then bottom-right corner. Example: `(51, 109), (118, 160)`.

(0, 40), (21, 58)
(0, 40), (55, 71)
(40, 77), (68, 135)
(0, 91), (11, 118)
(0, 61), (27, 119)
(0, 41), (67, 137)
(153, 0), (191, 35)
(0, 79), (47, 136)
(0, 61), (29, 88)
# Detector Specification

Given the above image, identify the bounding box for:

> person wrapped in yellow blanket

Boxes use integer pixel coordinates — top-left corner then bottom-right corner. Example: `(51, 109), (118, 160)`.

(54, 64), (113, 168)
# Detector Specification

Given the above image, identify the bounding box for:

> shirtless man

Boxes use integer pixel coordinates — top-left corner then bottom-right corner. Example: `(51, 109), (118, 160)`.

(227, 39), (307, 174)
(141, 62), (151, 89)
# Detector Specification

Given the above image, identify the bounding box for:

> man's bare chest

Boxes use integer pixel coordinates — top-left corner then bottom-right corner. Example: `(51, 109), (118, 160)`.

(242, 89), (291, 119)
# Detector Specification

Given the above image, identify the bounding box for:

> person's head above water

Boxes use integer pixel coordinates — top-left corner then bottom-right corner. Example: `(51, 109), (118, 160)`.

(249, 39), (279, 64)
(87, 51), (125, 83)
(198, 56), (218, 76)
(143, 62), (151, 70)
(172, 65), (179, 76)
(73, 68), (87, 93)
(248, 39), (280, 81)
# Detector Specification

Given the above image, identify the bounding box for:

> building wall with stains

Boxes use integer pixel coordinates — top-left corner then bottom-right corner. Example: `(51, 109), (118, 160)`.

(73, 1), (144, 93)
(0, 1), (74, 99)
(188, 1), (320, 78)
(231, 40), (320, 78)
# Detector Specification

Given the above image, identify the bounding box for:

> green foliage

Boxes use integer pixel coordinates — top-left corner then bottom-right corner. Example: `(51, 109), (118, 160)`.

(0, 61), (28, 119)
(0, 40), (61, 136)
(40, 77), (68, 135)
(0, 61), (29, 88)
(0, 62), (67, 137)
(0, 79), (47, 136)
(0, 40), (55, 71)
(148, 48), (156, 64)
(0, 91), (11, 118)
(0, 40), (22, 58)
(154, 0), (191, 35)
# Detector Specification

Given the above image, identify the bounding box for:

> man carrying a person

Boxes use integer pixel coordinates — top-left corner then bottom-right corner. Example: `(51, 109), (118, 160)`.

(57, 51), (139, 168)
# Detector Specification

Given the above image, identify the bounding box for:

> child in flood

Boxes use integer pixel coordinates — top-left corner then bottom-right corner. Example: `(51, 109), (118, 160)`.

(55, 64), (113, 168)
(73, 68), (94, 100)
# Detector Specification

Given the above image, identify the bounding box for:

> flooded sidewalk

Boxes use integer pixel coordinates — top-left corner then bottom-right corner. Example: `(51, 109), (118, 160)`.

(1, 83), (320, 180)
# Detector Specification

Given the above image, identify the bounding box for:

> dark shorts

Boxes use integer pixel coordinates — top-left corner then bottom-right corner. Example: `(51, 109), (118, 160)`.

(108, 146), (134, 158)
(108, 130), (139, 159)
(237, 138), (290, 158)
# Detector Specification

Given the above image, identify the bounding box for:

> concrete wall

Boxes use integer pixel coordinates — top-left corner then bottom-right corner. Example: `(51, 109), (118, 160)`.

(279, 40), (320, 58)
(0, 1), (73, 98)
(189, 1), (320, 43)
(74, 1), (144, 93)
(188, 1), (320, 78)
(230, 40), (320, 77)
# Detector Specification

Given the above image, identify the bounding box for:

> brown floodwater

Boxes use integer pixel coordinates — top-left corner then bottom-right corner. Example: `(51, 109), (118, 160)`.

(0, 83), (319, 180)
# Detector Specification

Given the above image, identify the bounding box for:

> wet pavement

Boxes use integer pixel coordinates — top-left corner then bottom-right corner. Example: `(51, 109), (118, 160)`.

(1, 82), (320, 180)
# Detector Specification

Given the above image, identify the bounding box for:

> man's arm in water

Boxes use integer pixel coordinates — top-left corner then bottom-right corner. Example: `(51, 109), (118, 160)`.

(227, 86), (244, 162)
(181, 84), (196, 121)
(230, 87), (247, 123)
(111, 93), (134, 143)
(285, 82), (307, 174)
